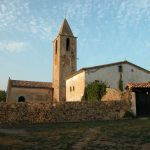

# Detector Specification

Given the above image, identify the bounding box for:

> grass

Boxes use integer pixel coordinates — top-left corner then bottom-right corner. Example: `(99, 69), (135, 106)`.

(0, 119), (150, 150)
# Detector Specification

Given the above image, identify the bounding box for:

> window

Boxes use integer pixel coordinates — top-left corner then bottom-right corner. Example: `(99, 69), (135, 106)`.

(131, 69), (134, 72)
(73, 86), (75, 91)
(118, 65), (123, 72)
(66, 38), (70, 51)
(18, 96), (25, 102)
(70, 86), (72, 92)
(55, 40), (57, 54)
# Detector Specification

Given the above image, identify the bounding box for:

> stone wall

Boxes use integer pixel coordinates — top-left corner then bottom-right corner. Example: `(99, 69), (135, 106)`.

(0, 101), (130, 124)
(101, 88), (122, 101)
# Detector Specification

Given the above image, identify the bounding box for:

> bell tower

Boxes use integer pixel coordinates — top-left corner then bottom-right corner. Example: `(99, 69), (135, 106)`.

(53, 19), (77, 102)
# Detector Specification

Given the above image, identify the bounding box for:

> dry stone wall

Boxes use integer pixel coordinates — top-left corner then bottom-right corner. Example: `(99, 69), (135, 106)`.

(0, 101), (130, 124)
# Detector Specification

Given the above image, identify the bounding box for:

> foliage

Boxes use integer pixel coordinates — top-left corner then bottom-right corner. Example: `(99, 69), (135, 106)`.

(118, 73), (123, 91)
(82, 80), (107, 102)
(123, 110), (135, 118)
(0, 90), (6, 102)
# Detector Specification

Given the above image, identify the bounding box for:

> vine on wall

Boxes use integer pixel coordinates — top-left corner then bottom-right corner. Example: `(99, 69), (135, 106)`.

(82, 80), (107, 102)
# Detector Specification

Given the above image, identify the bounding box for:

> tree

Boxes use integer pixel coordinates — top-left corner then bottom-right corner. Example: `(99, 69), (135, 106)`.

(0, 90), (6, 102)
(82, 80), (107, 102)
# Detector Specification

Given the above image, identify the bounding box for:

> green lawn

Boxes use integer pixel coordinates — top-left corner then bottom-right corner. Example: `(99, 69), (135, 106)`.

(0, 119), (150, 150)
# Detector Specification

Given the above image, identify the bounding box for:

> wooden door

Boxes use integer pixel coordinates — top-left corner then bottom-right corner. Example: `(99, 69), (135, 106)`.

(136, 91), (150, 117)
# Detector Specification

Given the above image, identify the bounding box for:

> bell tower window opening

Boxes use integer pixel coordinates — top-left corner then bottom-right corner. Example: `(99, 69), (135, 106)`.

(55, 40), (57, 54)
(66, 38), (70, 51)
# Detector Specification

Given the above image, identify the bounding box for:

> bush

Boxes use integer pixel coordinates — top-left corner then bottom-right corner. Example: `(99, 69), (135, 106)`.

(0, 90), (6, 102)
(82, 80), (107, 102)
(123, 110), (135, 118)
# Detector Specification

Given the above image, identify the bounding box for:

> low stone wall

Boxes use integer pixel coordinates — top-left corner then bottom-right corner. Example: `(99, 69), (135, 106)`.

(0, 101), (130, 124)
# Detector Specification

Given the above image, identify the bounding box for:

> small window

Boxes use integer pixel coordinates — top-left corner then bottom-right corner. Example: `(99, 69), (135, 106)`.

(73, 86), (75, 91)
(55, 40), (57, 54)
(66, 38), (70, 51)
(118, 65), (123, 72)
(70, 86), (72, 92)
(18, 96), (25, 102)
(131, 69), (134, 72)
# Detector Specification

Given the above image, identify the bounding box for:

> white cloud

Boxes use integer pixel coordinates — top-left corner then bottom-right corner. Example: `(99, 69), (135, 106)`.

(0, 0), (150, 41)
(0, 0), (52, 39)
(0, 41), (28, 53)
(116, 0), (150, 28)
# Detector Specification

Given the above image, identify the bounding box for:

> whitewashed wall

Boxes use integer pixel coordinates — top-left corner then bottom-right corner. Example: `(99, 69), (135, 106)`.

(66, 71), (85, 101)
(66, 63), (150, 102)
(85, 64), (150, 90)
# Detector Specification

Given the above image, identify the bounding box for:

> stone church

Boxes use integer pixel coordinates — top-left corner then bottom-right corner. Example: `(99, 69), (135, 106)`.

(6, 19), (150, 104)
(6, 19), (76, 103)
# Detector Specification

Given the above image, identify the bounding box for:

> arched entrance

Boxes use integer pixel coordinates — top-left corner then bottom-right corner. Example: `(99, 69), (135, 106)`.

(18, 96), (25, 102)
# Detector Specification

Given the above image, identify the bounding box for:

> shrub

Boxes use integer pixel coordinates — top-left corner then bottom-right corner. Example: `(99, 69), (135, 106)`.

(123, 110), (135, 118)
(0, 90), (6, 102)
(82, 80), (107, 102)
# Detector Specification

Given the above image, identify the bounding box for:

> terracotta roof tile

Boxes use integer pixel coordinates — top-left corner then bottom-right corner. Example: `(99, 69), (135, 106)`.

(127, 82), (150, 90)
(11, 80), (53, 89)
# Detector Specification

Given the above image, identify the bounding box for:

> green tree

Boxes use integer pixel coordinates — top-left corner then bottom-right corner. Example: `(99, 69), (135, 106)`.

(0, 90), (6, 102)
(82, 80), (107, 102)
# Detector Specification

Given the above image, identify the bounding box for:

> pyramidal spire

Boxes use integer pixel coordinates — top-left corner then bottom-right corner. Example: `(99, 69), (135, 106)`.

(58, 18), (74, 36)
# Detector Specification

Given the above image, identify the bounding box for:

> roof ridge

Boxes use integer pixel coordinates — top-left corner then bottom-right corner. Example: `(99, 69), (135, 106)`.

(11, 79), (52, 84)
(81, 60), (149, 73)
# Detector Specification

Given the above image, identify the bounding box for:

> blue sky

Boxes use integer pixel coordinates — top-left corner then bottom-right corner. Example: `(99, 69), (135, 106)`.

(0, 0), (150, 90)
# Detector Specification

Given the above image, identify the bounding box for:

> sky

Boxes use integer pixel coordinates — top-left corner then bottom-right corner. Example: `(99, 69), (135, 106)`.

(0, 0), (150, 90)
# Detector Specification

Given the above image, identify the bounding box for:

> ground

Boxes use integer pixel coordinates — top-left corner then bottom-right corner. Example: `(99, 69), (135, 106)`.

(0, 119), (150, 150)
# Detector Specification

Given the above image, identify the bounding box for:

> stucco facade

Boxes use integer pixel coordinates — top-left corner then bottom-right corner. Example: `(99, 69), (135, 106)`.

(7, 87), (53, 103)
(6, 79), (53, 103)
(66, 61), (150, 101)
(66, 71), (85, 101)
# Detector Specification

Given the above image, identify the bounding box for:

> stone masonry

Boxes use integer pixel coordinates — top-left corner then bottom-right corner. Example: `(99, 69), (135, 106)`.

(0, 101), (130, 124)
(53, 19), (77, 102)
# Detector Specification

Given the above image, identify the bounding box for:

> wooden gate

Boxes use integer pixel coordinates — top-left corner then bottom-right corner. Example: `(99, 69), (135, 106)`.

(136, 90), (150, 117)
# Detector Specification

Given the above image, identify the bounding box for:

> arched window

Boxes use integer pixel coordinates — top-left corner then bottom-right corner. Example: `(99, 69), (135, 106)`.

(66, 38), (70, 51)
(70, 86), (72, 92)
(18, 96), (25, 102)
(55, 40), (57, 54)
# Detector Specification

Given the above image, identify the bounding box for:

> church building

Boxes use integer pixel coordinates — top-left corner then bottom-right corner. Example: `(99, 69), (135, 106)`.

(6, 19), (77, 103)
(6, 19), (150, 104)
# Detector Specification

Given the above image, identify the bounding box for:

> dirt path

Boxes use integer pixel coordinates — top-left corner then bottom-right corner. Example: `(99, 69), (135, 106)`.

(141, 143), (150, 150)
(0, 129), (28, 136)
(72, 127), (100, 150)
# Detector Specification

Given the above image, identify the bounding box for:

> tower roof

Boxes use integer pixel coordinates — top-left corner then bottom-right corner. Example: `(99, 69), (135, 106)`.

(58, 18), (74, 36)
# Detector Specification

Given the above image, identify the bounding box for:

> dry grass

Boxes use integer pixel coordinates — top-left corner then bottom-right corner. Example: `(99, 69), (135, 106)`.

(0, 118), (150, 150)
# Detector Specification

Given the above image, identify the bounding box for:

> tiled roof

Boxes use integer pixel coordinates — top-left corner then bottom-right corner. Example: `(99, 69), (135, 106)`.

(127, 82), (150, 90)
(10, 80), (53, 89)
